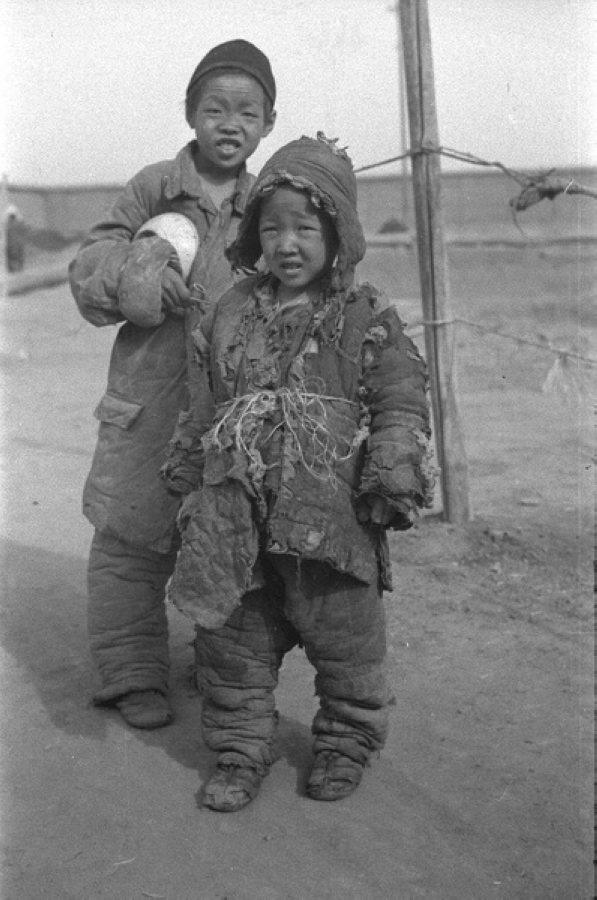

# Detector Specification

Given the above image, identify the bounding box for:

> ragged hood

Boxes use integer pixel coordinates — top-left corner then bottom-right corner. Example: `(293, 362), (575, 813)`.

(228, 133), (366, 288)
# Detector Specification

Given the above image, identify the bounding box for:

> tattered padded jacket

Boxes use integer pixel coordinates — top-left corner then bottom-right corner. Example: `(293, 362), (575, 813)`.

(162, 273), (435, 628)
(68, 141), (254, 552)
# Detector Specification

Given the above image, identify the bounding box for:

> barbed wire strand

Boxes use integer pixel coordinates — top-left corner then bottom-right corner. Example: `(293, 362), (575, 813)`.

(354, 144), (597, 228)
(403, 316), (597, 368)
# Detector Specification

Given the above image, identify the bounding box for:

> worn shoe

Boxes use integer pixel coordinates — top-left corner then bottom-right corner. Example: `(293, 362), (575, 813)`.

(306, 750), (365, 801)
(115, 690), (173, 729)
(202, 764), (263, 812)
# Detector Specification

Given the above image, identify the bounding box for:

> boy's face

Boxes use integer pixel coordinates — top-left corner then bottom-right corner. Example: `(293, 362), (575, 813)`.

(191, 73), (276, 175)
(258, 186), (338, 300)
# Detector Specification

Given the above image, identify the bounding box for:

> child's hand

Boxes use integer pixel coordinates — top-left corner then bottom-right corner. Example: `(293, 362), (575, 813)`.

(356, 494), (413, 529)
(161, 265), (191, 317)
(356, 495), (395, 526)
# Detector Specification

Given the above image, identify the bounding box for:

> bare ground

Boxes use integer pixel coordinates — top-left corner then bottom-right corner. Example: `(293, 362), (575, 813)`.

(0, 242), (594, 899)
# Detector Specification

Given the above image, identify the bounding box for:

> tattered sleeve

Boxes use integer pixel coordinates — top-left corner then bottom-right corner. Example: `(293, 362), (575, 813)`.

(357, 300), (436, 528)
(68, 170), (167, 327)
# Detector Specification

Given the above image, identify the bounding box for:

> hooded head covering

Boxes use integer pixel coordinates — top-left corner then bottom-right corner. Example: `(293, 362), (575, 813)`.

(228, 133), (366, 289)
(186, 39), (276, 125)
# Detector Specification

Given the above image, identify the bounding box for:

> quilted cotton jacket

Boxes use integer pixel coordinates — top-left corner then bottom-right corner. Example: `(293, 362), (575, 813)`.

(69, 142), (254, 552)
(162, 273), (434, 627)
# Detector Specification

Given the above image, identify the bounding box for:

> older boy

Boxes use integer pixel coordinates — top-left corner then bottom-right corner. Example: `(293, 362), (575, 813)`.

(69, 40), (276, 728)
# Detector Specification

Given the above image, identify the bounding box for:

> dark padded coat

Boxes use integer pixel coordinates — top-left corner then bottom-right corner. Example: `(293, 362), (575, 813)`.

(68, 141), (254, 552)
(162, 272), (435, 628)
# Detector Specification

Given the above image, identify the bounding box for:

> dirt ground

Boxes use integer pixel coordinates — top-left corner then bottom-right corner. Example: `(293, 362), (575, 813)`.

(0, 241), (594, 899)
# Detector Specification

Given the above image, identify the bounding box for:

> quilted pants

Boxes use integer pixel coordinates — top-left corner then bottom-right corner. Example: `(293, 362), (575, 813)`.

(194, 553), (390, 774)
(87, 530), (178, 704)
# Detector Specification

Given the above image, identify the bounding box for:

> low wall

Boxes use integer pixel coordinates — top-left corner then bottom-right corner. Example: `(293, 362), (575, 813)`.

(5, 167), (597, 240)
(356, 167), (597, 238)
(5, 183), (123, 236)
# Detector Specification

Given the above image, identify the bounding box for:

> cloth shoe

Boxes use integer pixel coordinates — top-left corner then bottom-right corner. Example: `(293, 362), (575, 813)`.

(305, 750), (365, 801)
(115, 690), (173, 729)
(202, 763), (263, 812)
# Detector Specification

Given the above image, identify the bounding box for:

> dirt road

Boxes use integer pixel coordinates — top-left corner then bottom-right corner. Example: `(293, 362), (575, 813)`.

(1, 244), (593, 899)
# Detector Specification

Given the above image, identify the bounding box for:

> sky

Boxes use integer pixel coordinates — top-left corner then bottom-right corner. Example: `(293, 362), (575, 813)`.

(2, 0), (596, 185)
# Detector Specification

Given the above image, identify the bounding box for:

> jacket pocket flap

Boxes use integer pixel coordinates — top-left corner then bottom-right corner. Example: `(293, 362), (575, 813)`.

(93, 393), (144, 429)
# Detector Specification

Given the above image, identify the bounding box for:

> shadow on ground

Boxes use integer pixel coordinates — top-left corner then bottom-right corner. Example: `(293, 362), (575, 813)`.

(0, 537), (314, 802)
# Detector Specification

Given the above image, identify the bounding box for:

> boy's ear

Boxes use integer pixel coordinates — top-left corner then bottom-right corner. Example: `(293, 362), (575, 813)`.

(263, 109), (276, 138)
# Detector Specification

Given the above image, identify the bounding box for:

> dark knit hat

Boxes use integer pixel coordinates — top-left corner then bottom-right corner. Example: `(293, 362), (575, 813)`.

(228, 133), (366, 288)
(186, 39), (276, 115)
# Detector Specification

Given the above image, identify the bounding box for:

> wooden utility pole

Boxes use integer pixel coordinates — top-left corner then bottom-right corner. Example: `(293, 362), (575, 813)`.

(394, 13), (410, 215)
(398, 0), (470, 522)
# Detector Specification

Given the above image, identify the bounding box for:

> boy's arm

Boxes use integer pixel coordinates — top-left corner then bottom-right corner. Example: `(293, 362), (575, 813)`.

(356, 299), (435, 530)
(69, 171), (189, 328)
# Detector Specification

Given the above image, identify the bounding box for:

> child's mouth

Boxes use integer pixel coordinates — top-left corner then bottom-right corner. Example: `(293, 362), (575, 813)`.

(217, 140), (241, 157)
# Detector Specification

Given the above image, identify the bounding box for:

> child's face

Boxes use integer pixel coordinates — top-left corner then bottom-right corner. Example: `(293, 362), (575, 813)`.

(258, 187), (338, 299)
(191, 73), (275, 175)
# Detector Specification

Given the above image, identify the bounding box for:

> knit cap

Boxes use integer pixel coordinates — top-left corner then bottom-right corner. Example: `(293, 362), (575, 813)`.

(186, 39), (276, 117)
(228, 133), (366, 287)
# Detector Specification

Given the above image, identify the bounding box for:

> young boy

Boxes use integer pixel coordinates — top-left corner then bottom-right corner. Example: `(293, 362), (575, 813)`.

(161, 133), (435, 810)
(69, 40), (276, 729)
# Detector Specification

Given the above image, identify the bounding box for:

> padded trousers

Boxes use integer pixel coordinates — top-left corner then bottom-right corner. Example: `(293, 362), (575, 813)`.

(87, 530), (178, 704)
(194, 553), (390, 774)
